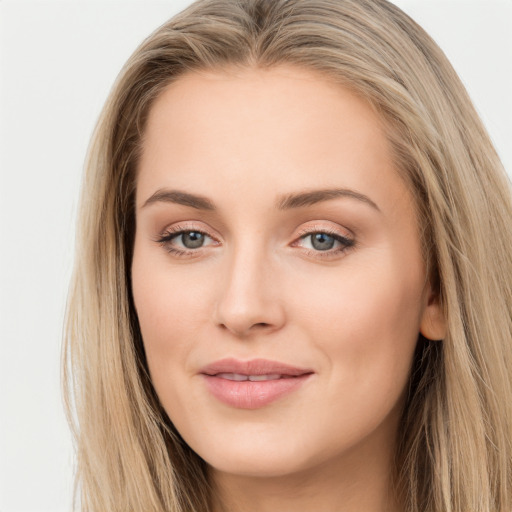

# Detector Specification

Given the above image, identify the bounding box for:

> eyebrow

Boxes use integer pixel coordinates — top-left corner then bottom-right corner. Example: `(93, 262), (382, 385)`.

(142, 189), (216, 210)
(276, 188), (380, 211)
(141, 187), (380, 212)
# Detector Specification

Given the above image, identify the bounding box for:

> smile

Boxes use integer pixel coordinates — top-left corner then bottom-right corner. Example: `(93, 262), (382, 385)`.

(200, 358), (313, 409)
(216, 373), (288, 381)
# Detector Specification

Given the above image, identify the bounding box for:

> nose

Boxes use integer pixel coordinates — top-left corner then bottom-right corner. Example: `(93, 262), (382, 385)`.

(214, 247), (286, 338)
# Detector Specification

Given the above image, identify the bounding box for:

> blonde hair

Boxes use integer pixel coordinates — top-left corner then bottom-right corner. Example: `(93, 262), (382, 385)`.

(63, 0), (512, 510)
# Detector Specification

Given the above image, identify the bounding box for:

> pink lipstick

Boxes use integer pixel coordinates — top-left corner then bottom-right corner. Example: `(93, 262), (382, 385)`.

(200, 358), (313, 409)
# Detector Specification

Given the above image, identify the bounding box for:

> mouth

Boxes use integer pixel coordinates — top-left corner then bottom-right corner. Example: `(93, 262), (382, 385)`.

(199, 358), (314, 409)
(212, 373), (294, 381)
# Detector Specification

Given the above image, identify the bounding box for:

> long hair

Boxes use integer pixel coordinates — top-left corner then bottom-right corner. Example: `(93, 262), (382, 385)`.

(63, 0), (512, 510)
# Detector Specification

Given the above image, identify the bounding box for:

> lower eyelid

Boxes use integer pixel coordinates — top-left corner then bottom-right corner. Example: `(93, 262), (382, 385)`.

(160, 231), (215, 246)
(294, 230), (355, 255)
(155, 225), (354, 256)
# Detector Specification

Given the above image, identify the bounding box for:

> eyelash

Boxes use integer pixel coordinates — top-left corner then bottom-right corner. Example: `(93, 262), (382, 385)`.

(294, 227), (355, 259)
(155, 225), (355, 259)
(156, 226), (218, 258)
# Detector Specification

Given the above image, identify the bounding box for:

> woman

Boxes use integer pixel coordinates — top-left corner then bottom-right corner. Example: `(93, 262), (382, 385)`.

(63, 0), (512, 511)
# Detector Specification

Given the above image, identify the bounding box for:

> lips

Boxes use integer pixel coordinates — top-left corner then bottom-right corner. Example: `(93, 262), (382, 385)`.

(215, 373), (283, 381)
(200, 358), (313, 409)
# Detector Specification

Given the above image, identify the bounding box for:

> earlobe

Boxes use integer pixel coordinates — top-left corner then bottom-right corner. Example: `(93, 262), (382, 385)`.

(419, 291), (446, 341)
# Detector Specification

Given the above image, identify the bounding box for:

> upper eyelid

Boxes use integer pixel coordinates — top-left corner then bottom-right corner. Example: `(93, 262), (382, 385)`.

(158, 222), (218, 239)
(158, 221), (353, 239)
(155, 227), (218, 255)
(295, 222), (354, 240)
(293, 230), (355, 251)
(159, 225), (352, 239)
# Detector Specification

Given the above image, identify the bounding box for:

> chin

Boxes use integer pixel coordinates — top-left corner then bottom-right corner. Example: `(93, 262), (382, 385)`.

(206, 451), (310, 479)
(186, 425), (327, 479)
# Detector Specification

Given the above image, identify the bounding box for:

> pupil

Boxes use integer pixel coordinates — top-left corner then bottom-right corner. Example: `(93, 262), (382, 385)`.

(311, 233), (335, 251)
(182, 232), (204, 249)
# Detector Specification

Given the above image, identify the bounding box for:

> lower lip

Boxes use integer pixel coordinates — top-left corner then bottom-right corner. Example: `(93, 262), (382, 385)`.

(202, 374), (312, 409)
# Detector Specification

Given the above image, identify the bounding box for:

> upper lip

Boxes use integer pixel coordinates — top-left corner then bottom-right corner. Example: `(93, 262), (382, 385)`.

(200, 358), (313, 377)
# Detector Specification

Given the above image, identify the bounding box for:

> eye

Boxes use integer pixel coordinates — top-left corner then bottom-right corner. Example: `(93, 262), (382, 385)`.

(294, 228), (355, 258)
(306, 232), (339, 251)
(156, 227), (218, 256)
(175, 231), (208, 249)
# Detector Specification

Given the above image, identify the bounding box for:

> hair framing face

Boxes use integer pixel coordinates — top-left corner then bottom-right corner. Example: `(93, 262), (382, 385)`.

(63, 1), (512, 511)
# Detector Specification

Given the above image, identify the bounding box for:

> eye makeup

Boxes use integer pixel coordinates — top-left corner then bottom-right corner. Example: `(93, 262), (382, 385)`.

(155, 221), (355, 260)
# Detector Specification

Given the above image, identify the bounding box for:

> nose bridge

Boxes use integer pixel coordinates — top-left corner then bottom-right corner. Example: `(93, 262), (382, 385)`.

(215, 236), (285, 337)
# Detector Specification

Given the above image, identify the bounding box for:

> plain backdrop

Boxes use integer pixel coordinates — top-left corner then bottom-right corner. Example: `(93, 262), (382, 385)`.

(0, 1), (510, 511)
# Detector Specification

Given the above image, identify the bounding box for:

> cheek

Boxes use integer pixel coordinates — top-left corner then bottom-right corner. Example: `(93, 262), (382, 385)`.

(293, 253), (423, 336)
(131, 243), (212, 380)
(289, 253), (425, 396)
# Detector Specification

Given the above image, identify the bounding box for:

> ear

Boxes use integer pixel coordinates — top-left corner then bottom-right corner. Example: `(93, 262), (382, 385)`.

(419, 286), (446, 341)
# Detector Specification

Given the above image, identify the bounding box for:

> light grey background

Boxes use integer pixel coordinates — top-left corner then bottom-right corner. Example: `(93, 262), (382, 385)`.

(0, 1), (510, 511)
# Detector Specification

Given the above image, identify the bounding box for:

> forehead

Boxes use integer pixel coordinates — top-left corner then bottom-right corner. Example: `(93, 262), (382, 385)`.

(141, 65), (387, 158)
(136, 65), (410, 217)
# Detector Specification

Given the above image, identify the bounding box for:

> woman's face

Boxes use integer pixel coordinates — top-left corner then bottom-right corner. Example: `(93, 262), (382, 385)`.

(132, 66), (444, 480)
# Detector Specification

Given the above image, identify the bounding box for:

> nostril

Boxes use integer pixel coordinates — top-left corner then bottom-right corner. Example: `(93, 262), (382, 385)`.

(218, 321), (273, 337)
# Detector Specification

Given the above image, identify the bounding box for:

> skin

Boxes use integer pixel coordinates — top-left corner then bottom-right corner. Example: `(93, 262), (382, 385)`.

(131, 65), (446, 512)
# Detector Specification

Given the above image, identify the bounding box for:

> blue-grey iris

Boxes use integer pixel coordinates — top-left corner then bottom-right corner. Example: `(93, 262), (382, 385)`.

(182, 232), (205, 249)
(311, 233), (335, 251)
